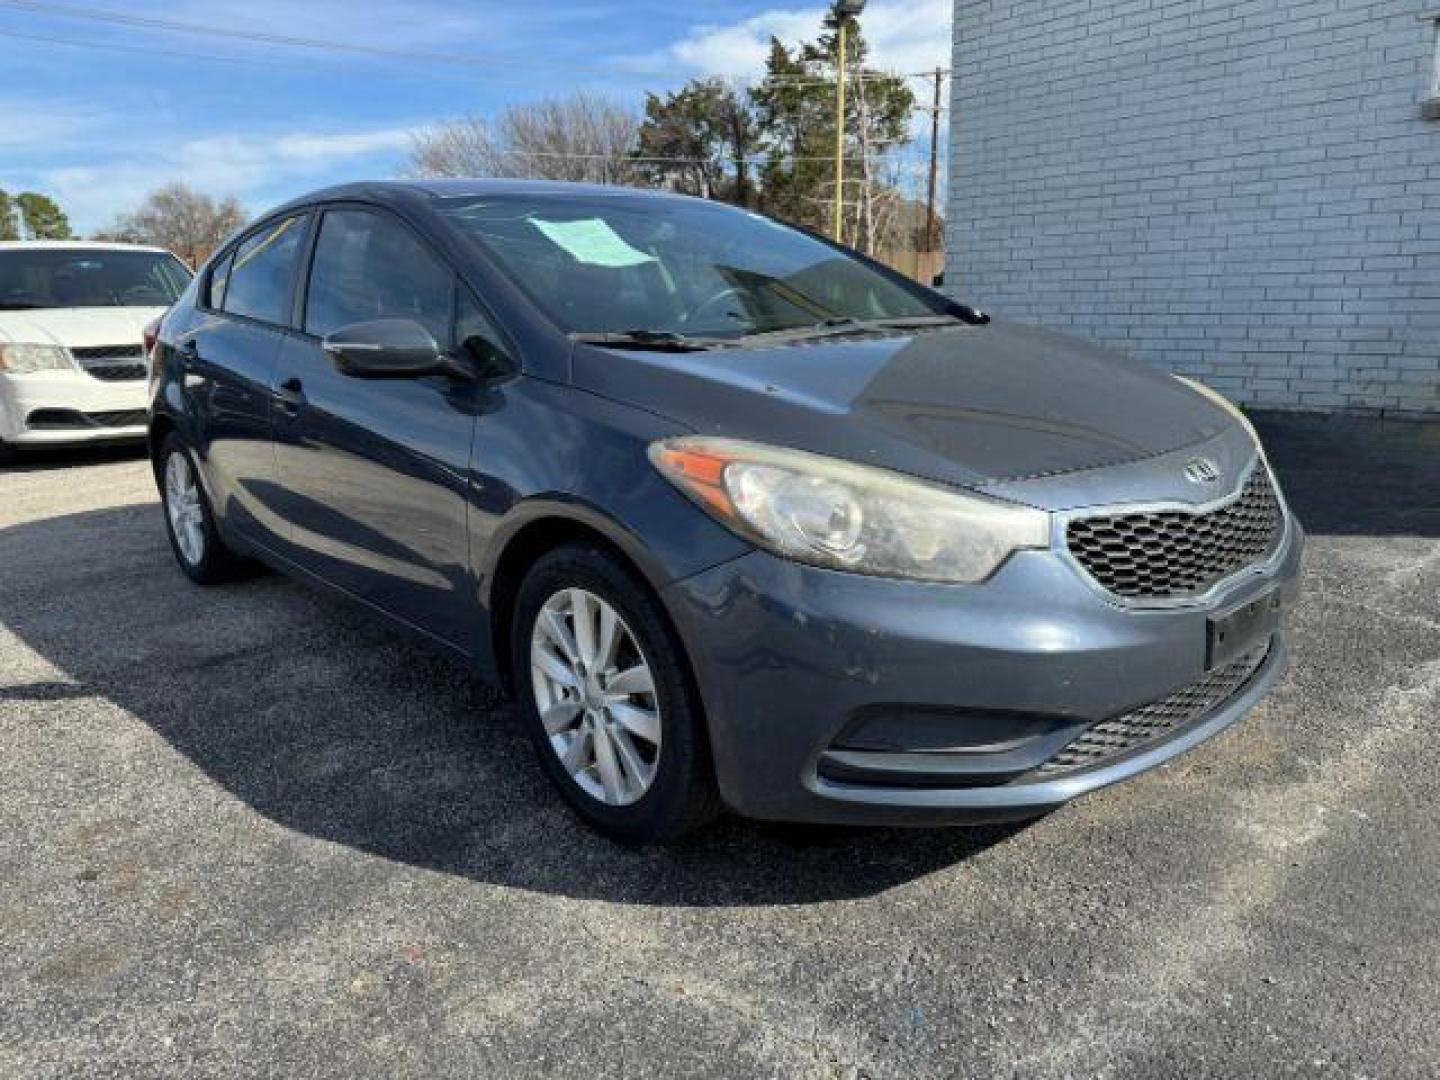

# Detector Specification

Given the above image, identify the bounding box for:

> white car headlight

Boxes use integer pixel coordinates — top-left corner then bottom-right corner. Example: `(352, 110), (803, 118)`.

(649, 437), (1050, 583)
(0, 343), (72, 375)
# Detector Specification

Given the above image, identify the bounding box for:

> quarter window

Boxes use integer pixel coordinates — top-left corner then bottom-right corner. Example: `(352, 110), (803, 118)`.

(455, 289), (510, 370)
(222, 216), (308, 326)
(207, 250), (235, 309)
(304, 209), (453, 344)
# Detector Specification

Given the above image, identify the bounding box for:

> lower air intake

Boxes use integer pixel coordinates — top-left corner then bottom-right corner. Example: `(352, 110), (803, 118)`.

(1036, 642), (1270, 775)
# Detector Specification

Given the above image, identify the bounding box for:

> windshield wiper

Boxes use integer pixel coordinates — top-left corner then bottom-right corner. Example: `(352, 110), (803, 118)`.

(570, 329), (727, 352)
(733, 316), (868, 345)
(736, 312), (986, 346)
(868, 315), (969, 329)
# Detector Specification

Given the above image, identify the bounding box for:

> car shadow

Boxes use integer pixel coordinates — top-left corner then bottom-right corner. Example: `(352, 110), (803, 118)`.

(0, 502), (1025, 907)
(11, 411), (1422, 904)
(0, 440), (149, 472)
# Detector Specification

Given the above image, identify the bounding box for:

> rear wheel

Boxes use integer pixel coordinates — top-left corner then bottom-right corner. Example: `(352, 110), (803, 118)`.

(158, 434), (246, 585)
(510, 542), (721, 844)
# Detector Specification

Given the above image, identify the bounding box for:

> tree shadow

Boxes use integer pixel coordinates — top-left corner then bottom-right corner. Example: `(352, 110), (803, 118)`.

(0, 503), (1023, 907)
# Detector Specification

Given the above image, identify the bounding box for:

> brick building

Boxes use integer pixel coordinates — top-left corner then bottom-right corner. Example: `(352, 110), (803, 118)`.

(946, 1), (1440, 417)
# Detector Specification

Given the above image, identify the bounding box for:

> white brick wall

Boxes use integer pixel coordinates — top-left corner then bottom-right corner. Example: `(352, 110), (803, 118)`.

(947, 0), (1440, 417)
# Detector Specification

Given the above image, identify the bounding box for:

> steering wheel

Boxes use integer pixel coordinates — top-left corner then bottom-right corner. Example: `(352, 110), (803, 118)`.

(682, 287), (745, 328)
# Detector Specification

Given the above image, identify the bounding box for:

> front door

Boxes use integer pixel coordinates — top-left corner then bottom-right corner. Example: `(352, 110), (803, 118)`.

(186, 213), (311, 550)
(271, 206), (478, 650)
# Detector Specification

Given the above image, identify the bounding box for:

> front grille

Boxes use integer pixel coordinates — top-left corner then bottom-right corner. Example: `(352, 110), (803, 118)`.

(72, 345), (147, 382)
(1036, 642), (1270, 775)
(1065, 463), (1282, 600)
(83, 362), (147, 381)
(71, 345), (144, 361)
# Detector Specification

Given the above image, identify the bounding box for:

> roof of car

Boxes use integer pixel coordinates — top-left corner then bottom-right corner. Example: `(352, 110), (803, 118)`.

(268, 178), (689, 214)
(0, 240), (173, 253)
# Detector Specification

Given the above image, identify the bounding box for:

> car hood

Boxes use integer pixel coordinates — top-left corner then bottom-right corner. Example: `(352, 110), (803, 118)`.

(0, 306), (166, 347)
(572, 320), (1235, 491)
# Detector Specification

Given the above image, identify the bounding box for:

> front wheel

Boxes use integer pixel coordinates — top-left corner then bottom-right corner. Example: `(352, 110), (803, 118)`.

(510, 542), (721, 844)
(158, 434), (246, 585)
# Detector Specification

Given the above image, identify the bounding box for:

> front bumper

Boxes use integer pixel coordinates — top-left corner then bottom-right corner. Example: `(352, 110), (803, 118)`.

(0, 370), (148, 446)
(662, 505), (1304, 826)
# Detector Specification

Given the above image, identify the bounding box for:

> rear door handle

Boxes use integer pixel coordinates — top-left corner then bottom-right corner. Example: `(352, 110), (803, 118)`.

(276, 376), (306, 411)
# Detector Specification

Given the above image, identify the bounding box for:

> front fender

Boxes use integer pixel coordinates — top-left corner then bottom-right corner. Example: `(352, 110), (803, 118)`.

(465, 378), (752, 678)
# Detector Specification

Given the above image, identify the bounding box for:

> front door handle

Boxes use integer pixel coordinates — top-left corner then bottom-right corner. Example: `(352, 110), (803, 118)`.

(276, 376), (306, 412)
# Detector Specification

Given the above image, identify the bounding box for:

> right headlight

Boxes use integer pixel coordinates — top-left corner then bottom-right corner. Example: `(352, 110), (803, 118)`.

(0, 343), (72, 375)
(649, 437), (1051, 583)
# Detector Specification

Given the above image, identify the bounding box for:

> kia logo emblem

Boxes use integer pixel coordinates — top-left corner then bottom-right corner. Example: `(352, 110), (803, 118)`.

(1184, 457), (1222, 485)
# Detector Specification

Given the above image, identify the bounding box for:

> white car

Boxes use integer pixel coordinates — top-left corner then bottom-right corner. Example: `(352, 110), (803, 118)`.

(0, 241), (192, 459)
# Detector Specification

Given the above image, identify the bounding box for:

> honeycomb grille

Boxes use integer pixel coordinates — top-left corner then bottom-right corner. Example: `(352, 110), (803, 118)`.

(1037, 642), (1270, 775)
(1065, 464), (1282, 600)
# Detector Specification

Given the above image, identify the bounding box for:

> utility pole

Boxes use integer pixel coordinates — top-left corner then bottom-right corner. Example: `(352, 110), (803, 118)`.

(826, 0), (866, 242)
(925, 67), (943, 252)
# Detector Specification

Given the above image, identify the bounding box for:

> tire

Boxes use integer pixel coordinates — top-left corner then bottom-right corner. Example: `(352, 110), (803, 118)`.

(0, 439), (17, 466)
(157, 434), (246, 586)
(510, 542), (721, 844)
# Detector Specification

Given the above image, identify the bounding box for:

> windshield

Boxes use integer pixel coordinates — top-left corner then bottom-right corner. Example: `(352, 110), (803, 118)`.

(0, 248), (192, 310)
(437, 194), (944, 339)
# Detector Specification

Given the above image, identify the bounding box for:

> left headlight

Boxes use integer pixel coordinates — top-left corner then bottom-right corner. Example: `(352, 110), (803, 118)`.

(648, 437), (1051, 583)
(0, 343), (72, 374)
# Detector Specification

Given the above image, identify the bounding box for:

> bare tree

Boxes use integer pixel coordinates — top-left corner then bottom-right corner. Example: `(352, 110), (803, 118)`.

(411, 92), (644, 185)
(104, 184), (246, 267)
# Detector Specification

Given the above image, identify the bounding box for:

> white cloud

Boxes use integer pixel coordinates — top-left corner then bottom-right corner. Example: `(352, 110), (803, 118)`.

(25, 125), (417, 234)
(0, 103), (99, 148)
(668, 0), (951, 80)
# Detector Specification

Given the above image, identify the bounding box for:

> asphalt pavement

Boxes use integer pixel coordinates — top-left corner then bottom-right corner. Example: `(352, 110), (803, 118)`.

(1, 412), (1436, 1078)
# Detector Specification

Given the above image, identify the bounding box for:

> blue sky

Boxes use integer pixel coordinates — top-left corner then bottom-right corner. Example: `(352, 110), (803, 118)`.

(0, 0), (950, 235)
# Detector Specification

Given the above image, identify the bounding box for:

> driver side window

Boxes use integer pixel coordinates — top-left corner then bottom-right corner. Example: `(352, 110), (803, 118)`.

(305, 208), (453, 344)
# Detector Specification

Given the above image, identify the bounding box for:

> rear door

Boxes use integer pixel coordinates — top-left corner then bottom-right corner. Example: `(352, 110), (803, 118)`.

(270, 204), (480, 649)
(183, 213), (310, 548)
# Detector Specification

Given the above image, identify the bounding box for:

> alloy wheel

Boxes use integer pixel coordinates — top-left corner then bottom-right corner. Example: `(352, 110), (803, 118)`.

(530, 587), (661, 806)
(165, 451), (206, 567)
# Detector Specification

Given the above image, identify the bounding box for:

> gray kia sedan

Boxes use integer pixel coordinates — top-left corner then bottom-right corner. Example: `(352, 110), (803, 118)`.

(149, 180), (1303, 843)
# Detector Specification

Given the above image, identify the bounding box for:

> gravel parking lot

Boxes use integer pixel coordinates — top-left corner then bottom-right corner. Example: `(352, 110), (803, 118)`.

(2, 413), (1437, 1079)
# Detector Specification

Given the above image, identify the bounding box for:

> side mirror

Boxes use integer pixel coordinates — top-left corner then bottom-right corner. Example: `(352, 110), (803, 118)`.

(322, 319), (469, 379)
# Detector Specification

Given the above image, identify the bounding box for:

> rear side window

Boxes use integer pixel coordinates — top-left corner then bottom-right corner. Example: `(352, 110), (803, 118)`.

(304, 208), (452, 343)
(222, 215), (308, 326)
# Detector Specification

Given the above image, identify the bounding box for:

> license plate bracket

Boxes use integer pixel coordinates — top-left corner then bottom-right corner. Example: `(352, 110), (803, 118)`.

(1206, 587), (1281, 669)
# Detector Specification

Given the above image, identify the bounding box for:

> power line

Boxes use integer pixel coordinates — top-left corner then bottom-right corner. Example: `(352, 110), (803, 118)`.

(0, 24), (266, 66)
(0, 0), (504, 67)
(0, 0), (947, 90)
(0, 25), (624, 89)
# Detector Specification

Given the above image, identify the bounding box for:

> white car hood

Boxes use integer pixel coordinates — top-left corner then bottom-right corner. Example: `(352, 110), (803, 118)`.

(0, 306), (166, 348)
